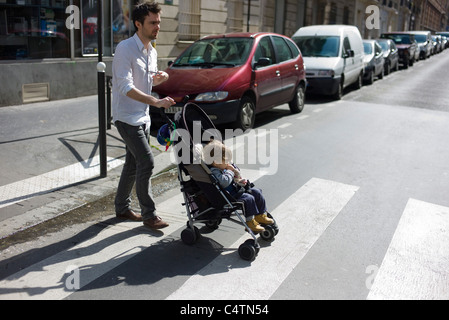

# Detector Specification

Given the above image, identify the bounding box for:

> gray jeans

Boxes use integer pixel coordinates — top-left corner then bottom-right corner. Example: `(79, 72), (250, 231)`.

(114, 120), (156, 220)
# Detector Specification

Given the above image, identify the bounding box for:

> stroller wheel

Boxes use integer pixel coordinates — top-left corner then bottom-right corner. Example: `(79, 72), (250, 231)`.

(260, 225), (276, 242)
(266, 213), (279, 235)
(238, 239), (259, 261)
(205, 218), (222, 230)
(181, 226), (200, 245)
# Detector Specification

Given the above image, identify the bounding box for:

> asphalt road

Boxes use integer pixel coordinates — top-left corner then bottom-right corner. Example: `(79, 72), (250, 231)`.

(1, 49), (449, 302)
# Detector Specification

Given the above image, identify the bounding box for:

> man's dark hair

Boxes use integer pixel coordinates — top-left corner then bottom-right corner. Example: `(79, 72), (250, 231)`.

(132, 1), (161, 30)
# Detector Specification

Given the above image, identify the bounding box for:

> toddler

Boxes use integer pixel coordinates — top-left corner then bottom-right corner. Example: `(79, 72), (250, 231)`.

(202, 140), (273, 233)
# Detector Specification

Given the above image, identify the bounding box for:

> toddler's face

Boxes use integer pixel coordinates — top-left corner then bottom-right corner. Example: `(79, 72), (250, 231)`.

(212, 161), (228, 170)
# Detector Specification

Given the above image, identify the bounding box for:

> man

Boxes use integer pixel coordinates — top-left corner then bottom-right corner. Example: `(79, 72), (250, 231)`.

(112, 1), (175, 229)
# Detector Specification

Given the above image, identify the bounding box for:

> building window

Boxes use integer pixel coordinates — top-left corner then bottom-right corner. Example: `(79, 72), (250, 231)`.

(329, 2), (337, 24)
(178, 0), (201, 41)
(112, 0), (132, 53)
(343, 6), (349, 25)
(315, 1), (326, 24)
(227, 0), (243, 33)
(0, 0), (70, 60)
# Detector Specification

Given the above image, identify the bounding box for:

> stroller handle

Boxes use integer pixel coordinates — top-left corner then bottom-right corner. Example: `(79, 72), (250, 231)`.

(159, 106), (171, 123)
(159, 95), (190, 118)
(159, 95), (189, 129)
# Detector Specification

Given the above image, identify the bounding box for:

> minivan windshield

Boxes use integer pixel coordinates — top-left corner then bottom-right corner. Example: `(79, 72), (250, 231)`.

(381, 34), (412, 44)
(173, 37), (254, 67)
(293, 36), (340, 57)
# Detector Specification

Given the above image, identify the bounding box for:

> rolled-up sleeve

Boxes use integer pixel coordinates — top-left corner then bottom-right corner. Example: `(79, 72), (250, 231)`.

(112, 44), (135, 96)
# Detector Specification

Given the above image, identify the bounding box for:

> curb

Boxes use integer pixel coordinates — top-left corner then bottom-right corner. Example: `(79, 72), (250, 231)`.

(0, 150), (175, 241)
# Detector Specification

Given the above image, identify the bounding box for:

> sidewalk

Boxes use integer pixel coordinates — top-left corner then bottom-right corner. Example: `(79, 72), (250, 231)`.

(0, 150), (175, 241)
(0, 96), (176, 241)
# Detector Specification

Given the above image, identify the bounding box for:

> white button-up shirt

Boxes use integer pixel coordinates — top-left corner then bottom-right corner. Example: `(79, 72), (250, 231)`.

(112, 33), (158, 126)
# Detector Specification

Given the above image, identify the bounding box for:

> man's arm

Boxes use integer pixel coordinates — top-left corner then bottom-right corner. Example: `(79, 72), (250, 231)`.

(126, 87), (175, 109)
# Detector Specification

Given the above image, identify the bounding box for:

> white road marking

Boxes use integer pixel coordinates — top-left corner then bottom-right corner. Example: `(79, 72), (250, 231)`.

(0, 156), (124, 209)
(367, 198), (449, 300)
(167, 178), (359, 300)
(277, 123), (292, 129)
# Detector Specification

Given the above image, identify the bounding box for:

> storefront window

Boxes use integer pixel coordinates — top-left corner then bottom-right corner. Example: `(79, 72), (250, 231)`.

(81, 0), (97, 55)
(112, 0), (131, 53)
(0, 0), (70, 60)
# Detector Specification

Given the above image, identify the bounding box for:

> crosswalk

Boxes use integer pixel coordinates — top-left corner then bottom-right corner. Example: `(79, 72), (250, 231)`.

(1, 172), (449, 300)
(167, 178), (358, 300)
(367, 199), (449, 300)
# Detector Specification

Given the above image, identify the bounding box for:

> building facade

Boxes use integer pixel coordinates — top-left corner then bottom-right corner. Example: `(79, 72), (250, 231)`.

(412, 0), (449, 32)
(0, 0), (447, 107)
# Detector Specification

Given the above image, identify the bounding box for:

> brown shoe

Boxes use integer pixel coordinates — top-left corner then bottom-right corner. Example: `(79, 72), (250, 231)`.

(116, 209), (143, 222)
(143, 216), (169, 229)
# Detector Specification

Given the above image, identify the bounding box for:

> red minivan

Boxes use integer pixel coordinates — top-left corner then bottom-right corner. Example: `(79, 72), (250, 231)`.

(151, 32), (307, 130)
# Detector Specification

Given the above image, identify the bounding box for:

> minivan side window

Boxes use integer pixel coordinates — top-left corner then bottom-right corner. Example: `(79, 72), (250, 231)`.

(342, 37), (351, 57)
(272, 36), (294, 63)
(254, 36), (276, 66)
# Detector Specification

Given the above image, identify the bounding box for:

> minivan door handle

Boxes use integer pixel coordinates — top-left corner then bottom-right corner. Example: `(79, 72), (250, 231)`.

(294, 64), (299, 70)
(276, 70), (281, 77)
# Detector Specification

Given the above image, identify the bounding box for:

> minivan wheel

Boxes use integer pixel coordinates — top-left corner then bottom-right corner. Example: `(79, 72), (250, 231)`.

(288, 85), (305, 114)
(234, 96), (255, 130)
(333, 80), (343, 100)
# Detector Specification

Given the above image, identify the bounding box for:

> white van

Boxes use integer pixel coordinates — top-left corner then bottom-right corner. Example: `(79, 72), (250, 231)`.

(292, 25), (364, 100)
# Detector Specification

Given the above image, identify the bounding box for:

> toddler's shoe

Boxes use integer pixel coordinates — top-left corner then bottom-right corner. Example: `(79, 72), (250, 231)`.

(246, 219), (265, 233)
(255, 213), (274, 225)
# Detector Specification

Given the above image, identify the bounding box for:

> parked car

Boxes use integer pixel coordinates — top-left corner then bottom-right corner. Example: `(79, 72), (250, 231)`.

(362, 40), (385, 84)
(436, 32), (449, 48)
(292, 24), (364, 100)
(432, 34), (444, 53)
(409, 31), (432, 59)
(376, 38), (399, 75)
(432, 35), (443, 53)
(441, 36), (448, 50)
(151, 32), (307, 130)
(436, 35), (445, 51)
(380, 32), (418, 69)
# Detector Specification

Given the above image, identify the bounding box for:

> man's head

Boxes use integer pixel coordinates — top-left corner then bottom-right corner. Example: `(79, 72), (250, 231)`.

(132, 1), (162, 40)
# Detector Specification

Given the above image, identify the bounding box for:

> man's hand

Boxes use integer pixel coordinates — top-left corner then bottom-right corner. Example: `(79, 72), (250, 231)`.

(126, 87), (175, 109)
(152, 71), (169, 86)
(155, 96), (175, 109)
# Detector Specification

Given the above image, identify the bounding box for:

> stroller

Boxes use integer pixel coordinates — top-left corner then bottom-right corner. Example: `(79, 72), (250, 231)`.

(159, 101), (279, 261)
